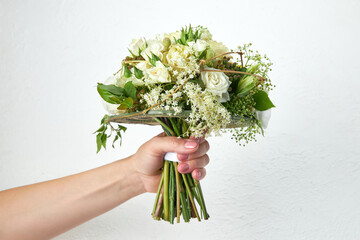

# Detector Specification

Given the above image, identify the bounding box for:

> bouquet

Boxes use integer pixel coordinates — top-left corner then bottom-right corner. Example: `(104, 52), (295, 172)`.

(95, 25), (275, 224)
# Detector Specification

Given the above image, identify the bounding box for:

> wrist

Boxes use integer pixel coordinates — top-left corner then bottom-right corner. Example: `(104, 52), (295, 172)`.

(120, 156), (147, 196)
(102, 157), (146, 204)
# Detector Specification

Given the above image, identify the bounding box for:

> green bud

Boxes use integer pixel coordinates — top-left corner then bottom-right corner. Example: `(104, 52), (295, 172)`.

(163, 37), (171, 49)
(236, 76), (256, 97)
(206, 49), (215, 60)
(247, 63), (260, 74)
(123, 65), (132, 78)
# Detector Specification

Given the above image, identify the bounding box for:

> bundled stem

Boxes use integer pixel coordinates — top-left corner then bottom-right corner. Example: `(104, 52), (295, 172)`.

(151, 117), (209, 223)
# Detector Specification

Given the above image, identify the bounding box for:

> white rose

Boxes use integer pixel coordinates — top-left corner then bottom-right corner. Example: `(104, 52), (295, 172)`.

(141, 39), (164, 61)
(145, 61), (171, 84)
(188, 39), (208, 53)
(128, 38), (146, 56)
(208, 40), (228, 56)
(200, 68), (231, 102)
(166, 44), (193, 68)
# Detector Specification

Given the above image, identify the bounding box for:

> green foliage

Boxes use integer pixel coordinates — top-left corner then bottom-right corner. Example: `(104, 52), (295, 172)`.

(149, 53), (161, 66)
(236, 76), (256, 97)
(97, 82), (137, 110)
(97, 83), (124, 104)
(94, 115), (127, 153)
(133, 66), (144, 79)
(118, 97), (133, 110)
(253, 90), (275, 111)
(124, 81), (137, 99)
(176, 25), (202, 46)
(123, 65), (132, 78)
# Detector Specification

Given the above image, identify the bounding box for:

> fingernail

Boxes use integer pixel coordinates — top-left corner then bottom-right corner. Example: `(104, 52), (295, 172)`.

(197, 171), (202, 179)
(179, 163), (189, 172)
(177, 154), (189, 161)
(184, 140), (198, 149)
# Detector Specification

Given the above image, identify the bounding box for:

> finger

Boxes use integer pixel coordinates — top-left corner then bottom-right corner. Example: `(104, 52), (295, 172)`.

(186, 140), (210, 161)
(177, 154), (209, 174)
(144, 135), (200, 156)
(192, 168), (206, 181)
(177, 140), (209, 161)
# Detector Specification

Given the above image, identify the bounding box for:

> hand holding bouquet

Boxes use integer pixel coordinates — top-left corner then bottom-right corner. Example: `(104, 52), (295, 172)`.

(95, 25), (275, 223)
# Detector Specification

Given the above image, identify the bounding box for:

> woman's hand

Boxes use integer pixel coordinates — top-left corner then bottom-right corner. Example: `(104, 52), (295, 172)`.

(131, 133), (210, 193)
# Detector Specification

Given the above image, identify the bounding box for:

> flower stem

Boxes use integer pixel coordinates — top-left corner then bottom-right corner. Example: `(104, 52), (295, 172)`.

(163, 160), (170, 221)
(195, 180), (209, 219)
(173, 162), (181, 223)
(169, 162), (175, 224)
(179, 178), (190, 222)
(181, 173), (200, 221)
(169, 118), (180, 136)
(152, 173), (164, 216)
(153, 117), (175, 136)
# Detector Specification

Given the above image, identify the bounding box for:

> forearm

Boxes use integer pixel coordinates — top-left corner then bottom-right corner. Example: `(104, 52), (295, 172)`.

(0, 156), (144, 240)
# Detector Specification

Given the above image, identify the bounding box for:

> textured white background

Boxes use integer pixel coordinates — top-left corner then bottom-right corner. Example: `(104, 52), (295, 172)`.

(1, 0), (360, 239)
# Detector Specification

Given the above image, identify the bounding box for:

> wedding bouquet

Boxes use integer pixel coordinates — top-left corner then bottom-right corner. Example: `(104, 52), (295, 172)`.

(95, 25), (275, 224)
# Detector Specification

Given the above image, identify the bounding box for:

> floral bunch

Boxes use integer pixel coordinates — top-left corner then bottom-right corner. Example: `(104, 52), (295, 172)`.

(95, 25), (275, 223)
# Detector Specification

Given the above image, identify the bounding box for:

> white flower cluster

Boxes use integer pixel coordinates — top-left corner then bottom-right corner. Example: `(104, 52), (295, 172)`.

(183, 82), (231, 137)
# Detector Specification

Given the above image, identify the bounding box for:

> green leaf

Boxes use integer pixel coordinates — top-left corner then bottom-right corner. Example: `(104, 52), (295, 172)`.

(124, 81), (137, 99)
(253, 90), (275, 111)
(149, 53), (161, 67)
(128, 48), (136, 57)
(112, 135), (119, 148)
(96, 133), (102, 153)
(93, 125), (106, 134)
(199, 49), (207, 59)
(97, 83), (124, 96)
(118, 125), (127, 132)
(188, 25), (194, 41)
(101, 133), (107, 149)
(123, 65), (132, 78)
(100, 115), (108, 124)
(133, 66), (144, 79)
(97, 83), (125, 104)
(117, 97), (133, 110)
(97, 86), (118, 104)
(108, 96), (124, 104)
(181, 28), (186, 44)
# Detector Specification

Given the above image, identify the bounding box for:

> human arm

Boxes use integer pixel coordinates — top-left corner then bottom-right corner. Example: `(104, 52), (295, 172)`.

(0, 134), (209, 240)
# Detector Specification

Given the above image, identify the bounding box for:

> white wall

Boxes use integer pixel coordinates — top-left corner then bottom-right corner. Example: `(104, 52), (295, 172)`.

(1, 0), (360, 239)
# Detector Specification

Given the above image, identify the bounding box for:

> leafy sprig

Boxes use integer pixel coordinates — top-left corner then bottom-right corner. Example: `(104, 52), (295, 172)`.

(94, 115), (127, 153)
(176, 25), (202, 46)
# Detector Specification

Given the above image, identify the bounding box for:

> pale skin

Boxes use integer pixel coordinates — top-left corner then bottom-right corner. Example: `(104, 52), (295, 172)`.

(0, 133), (210, 240)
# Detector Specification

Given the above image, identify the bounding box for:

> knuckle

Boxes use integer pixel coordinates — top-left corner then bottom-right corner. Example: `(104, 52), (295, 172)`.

(203, 154), (210, 165)
(170, 137), (183, 148)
